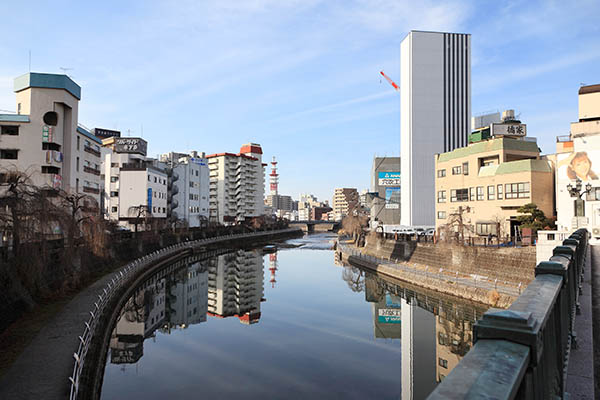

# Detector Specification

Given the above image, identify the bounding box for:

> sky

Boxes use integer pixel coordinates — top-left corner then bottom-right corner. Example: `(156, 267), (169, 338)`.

(1, 0), (599, 202)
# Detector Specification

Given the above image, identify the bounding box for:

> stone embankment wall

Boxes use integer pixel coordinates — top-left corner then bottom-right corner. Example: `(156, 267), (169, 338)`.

(363, 237), (537, 286)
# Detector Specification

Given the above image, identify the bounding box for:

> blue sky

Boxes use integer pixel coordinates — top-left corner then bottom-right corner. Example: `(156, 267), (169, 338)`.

(1, 0), (599, 202)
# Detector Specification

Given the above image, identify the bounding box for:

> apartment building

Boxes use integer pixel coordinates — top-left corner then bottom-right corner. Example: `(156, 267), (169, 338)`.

(0, 73), (102, 209)
(434, 135), (553, 239)
(207, 250), (264, 325)
(207, 143), (265, 224)
(160, 151), (210, 227)
(333, 188), (359, 220)
(102, 137), (167, 229)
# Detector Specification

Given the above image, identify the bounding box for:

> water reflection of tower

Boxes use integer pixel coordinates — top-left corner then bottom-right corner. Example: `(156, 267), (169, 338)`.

(207, 250), (265, 324)
(269, 253), (278, 288)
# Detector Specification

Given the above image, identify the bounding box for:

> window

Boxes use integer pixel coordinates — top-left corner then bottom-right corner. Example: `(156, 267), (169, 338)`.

(153, 207), (156, 213)
(462, 162), (469, 175)
(41, 166), (60, 174)
(487, 185), (495, 200)
(0, 149), (18, 159)
(476, 186), (484, 201)
(451, 188), (468, 202)
(154, 176), (157, 183)
(148, 175), (151, 181)
(497, 184), (503, 200)
(76, 157), (80, 172)
(476, 222), (498, 236)
(505, 182), (530, 199)
(1, 125), (19, 135)
(190, 181), (194, 188)
(437, 190), (446, 203)
(437, 169), (446, 178)
(439, 358), (448, 369)
(469, 187), (475, 201)
(111, 206), (118, 213)
(452, 166), (462, 175)
(77, 136), (80, 151)
(111, 163), (119, 167)
(76, 178), (79, 192)
(42, 142), (61, 151)
(110, 191), (118, 197)
(437, 211), (446, 219)
(17, 103), (21, 115)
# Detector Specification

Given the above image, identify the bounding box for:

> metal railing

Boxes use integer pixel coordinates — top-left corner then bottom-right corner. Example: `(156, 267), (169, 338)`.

(337, 243), (523, 296)
(68, 228), (300, 400)
(428, 228), (588, 399)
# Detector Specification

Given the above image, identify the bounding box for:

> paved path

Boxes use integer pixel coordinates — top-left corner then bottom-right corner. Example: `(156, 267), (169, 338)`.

(0, 272), (116, 400)
(565, 244), (597, 399)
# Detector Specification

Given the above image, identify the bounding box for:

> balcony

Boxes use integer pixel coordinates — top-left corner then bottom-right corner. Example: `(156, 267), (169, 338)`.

(83, 165), (101, 176)
(84, 145), (101, 157)
(83, 186), (100, 194)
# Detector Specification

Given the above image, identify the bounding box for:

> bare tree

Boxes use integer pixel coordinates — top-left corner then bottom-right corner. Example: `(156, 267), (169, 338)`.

(57, 191), (97, 249)
(128, 205), (152, 235)
(342, 266), (365, 293)
(440, 206), (474, 244)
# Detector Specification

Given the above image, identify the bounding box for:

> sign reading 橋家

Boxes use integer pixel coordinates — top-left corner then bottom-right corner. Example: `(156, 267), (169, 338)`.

(115, 138), (148, 156)
(378, 171), (401, 186)
(491, 123), (527, 137)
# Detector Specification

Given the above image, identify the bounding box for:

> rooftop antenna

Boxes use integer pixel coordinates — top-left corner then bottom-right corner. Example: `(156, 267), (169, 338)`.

(28, 50), (31, 72)
(59, 67), (73, 78)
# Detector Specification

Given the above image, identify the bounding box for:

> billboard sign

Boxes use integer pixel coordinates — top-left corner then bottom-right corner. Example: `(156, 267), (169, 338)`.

(378, 171), (401, 186)
(385, 187), (400, 209)
(557, 150), (600, 184)
(115, 138), (147, 155)
(491, 123), (527, 137)
(93, 127), (121, 139)
(147, 188), (153, 210)
(378, 308), (401, 324)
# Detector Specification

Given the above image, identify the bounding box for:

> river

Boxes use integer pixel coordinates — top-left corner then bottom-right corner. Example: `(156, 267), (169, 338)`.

(99, 233), (487, 399)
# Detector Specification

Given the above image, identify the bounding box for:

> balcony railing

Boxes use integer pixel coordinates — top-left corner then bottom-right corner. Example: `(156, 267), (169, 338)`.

(83, 166), (101, 176)
(82, 186), (100, 194)
(83, 146), (101, 157)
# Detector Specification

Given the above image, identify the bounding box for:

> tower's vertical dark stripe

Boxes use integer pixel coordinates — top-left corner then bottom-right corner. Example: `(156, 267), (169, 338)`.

(443, 34), (447, 152)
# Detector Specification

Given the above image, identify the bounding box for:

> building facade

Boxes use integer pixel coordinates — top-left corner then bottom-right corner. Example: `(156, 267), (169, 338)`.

(370, 156), (401, 226)
(160, 151), (210, 227)
(207, 143), (265, 224)
(102, 137), (167, 229)
(332, 188), (359, 220)
(434, 135), (554, 240)
(555, 84), (600, 239)
(401, 31), (471, 227)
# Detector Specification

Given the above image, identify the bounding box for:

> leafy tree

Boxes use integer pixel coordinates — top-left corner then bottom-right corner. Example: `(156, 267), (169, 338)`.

(516, 203), (554, 230)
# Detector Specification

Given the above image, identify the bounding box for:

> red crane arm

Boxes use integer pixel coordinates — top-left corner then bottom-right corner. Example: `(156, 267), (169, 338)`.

(380, 71), (399, 91)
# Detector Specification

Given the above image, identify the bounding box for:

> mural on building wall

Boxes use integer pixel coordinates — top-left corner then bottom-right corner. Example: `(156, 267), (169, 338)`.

(557, 150), (600, 183)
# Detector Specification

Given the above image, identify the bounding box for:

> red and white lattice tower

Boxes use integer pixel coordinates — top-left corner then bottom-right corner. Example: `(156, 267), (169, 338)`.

(269, 156), (279, 196)
(269, 253), (278, 288)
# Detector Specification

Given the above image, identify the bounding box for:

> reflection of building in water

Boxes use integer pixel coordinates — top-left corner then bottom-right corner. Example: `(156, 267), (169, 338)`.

(110, 277), (166, 364)
(168, 263), (208, 327)
(435, 315), (472, 382)
(207, 250), (264, 324)
(364, 274), (401, 339)
(269, 253), (278, 288)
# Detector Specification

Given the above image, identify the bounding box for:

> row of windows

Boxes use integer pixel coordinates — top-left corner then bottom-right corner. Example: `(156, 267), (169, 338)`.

(152, 206), (166, 214)
(438, 162), (469, 178)
(189, 206), (207, 213)
(148, 175), (167, 185)
(437, 182), (529, 203)
(189, 193), (199, 201)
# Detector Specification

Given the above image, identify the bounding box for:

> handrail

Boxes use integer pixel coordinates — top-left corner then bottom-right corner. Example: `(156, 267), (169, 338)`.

(428, 228), (588, 399)
(68, 227), (300, 400)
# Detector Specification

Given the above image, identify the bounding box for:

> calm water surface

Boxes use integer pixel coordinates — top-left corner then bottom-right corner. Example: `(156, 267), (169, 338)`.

(99, 233), (486, 399)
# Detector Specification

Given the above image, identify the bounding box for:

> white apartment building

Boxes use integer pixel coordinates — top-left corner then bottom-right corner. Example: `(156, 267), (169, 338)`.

(0, 73), (102, 208)
(102, 137), (167, 229)
(160, 151), (210, 227)
(207, 143), (265, 224)
(401, 31), (471, 227)
(333, 188), (359, 220)
(169, 263), (208, 327)
(207, 250), (264, 325)
(555, 84), (600, 239)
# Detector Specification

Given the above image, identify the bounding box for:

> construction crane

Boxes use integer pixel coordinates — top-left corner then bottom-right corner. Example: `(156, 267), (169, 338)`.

(380, 71), (399, 91)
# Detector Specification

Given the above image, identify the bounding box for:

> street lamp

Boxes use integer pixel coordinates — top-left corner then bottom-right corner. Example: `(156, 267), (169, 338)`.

(567, 178), (593, 217)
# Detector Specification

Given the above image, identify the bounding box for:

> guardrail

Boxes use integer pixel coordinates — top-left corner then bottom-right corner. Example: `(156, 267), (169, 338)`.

(68, 228), (300, 400)
(337, 243), (523, 297)
(428, 228), (588, 399)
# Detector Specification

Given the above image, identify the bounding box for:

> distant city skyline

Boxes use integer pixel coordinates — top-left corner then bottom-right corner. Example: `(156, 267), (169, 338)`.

(1, 1), (598, 201)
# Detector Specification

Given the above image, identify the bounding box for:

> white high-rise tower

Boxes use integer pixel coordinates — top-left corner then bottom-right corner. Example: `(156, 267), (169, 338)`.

(400, 31), (471, 226)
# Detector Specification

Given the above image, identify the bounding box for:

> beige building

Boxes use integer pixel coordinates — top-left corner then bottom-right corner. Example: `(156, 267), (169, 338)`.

(434, 136), (554, 240)
(332, 188), (359, 221)
(0, 72), (102, 208)
(207, 143), (265, 224)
